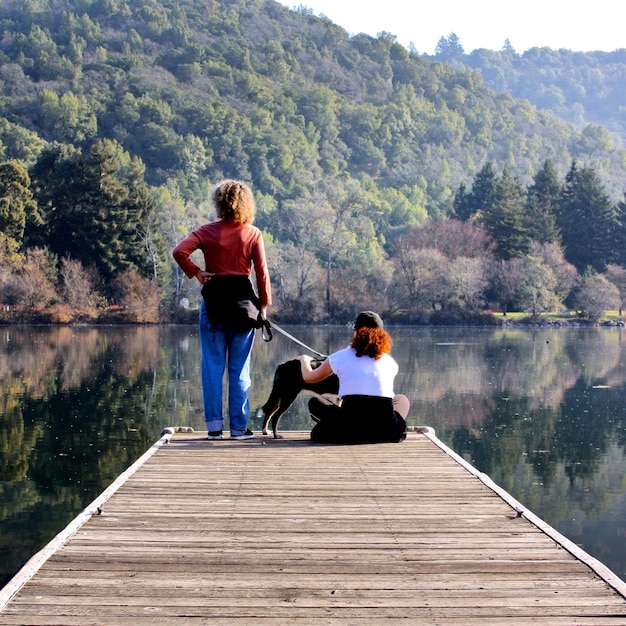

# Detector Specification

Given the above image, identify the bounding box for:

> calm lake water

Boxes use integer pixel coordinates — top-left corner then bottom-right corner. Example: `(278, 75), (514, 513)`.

(1, 324), (626, 588)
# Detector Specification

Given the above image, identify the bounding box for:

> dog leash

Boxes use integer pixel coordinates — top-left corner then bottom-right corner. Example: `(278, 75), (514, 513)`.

(266, 320), (327, 359)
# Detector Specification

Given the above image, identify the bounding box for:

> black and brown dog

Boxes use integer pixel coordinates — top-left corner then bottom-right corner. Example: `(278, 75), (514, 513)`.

(258, 358), (339, 438)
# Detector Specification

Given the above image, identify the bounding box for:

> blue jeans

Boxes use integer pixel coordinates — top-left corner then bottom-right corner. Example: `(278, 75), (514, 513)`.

(199, 301), (255, 436)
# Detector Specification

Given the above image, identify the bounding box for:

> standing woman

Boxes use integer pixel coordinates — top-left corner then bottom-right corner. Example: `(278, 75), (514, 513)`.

(298, 311), (409, 444)
(173, 180), (271, 440)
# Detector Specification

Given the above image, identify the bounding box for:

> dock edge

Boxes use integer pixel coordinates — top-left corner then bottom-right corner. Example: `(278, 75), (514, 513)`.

(0, 426), (191, 611)
(417, 426), (626, 600)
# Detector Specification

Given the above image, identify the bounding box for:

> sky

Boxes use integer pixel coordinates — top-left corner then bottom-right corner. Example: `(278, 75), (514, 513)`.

(277, 1), (625, 55)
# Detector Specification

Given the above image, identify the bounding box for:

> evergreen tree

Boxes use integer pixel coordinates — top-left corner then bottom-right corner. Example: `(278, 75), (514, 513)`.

(29, 139), (165, 284)
(526, 159), (562, 244)
(81, 139), (135, 281)
(452, 182), (471, 221)
(558, 161), (616, 272)
(0, 161), (39, 247)
(470, 162), (497, 219)
(27, 143), (84, 254)
(434, 33), (465, 65)
(480, 169), (530, 260)
(454, 162), (497, 222)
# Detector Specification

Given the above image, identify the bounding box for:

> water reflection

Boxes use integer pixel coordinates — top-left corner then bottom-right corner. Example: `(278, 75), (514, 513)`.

(1, 325), (626, 587)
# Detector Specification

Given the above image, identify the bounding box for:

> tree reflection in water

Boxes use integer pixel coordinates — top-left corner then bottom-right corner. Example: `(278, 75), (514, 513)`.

(1, 325), (626, 586)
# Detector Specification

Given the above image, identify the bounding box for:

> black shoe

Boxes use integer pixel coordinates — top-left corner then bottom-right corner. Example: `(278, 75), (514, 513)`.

(207, 431), (223, 440)
(231, 428), (254, 440)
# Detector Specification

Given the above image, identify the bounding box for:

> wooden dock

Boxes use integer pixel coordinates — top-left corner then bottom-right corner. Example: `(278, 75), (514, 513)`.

(2, 428), (626, 625)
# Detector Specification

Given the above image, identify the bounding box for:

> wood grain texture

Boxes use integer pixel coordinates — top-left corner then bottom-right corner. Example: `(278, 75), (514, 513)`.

(2, 430), (626, 625)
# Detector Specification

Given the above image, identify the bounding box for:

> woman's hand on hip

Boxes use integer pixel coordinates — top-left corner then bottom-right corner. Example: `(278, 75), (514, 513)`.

(195, 270), (214, 284)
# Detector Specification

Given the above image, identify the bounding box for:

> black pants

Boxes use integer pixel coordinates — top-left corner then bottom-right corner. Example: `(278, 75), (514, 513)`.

(309, 394), (407, 444)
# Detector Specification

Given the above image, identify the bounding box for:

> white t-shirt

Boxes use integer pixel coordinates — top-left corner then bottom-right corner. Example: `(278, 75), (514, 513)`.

(328, 346), (398, 398)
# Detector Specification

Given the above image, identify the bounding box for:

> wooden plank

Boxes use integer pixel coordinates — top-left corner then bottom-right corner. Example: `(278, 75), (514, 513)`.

(2, 429), (626, 625)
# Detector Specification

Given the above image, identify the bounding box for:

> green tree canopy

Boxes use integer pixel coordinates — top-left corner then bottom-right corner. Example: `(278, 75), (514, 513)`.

(454, 161), (497, 222)
(558, 161), (616, 272)
(0, 161), (39, 247)
(526, 159), (562, 245)
(480, 169), (530, 260)
(28, 139), (165, 285)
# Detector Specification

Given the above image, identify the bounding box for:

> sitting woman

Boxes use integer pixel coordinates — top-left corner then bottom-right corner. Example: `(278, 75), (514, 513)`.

(298, 311), (409, 444)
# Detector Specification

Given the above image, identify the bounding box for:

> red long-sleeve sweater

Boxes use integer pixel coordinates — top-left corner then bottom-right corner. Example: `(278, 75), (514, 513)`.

(172, 220), (272, 307)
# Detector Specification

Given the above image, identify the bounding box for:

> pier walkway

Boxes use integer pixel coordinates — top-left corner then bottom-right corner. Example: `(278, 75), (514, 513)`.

(2, 428), (626, 624)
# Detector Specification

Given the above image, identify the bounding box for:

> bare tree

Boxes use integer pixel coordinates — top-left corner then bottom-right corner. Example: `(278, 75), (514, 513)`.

(529, 241), (578, 305)
(515, 256), (559, 317)
(112, 270), (161, 323)
(266, 239), (325, 322)
(445, 256), (488, 310)
(9, 248), (58, 308)
(489, 258), (526, 315)
(392, 246), (447, 311)
(490, 255), (560, 317)
(417, 219), (495, 259)
(605, 264), (626, 316)
(574, 271), (621, 322)
(60, 257), (101, 316)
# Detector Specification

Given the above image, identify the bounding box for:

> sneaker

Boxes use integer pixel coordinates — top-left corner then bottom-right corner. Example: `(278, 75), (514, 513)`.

(207, 431), (223, 440)
(230, 428), (254, 440)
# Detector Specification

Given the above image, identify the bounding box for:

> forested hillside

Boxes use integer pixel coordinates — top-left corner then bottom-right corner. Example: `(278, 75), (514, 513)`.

(432, 34), (626, 149)
(1, 0), (626, 324)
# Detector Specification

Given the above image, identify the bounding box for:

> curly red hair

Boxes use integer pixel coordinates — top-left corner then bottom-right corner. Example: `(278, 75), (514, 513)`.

(212, 179), (255, 225)
(351, 327), (392, 359)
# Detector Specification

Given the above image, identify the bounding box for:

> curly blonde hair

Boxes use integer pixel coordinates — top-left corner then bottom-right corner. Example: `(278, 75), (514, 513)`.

(212, 180), (256, 225)
(351, 327), (392, 359)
